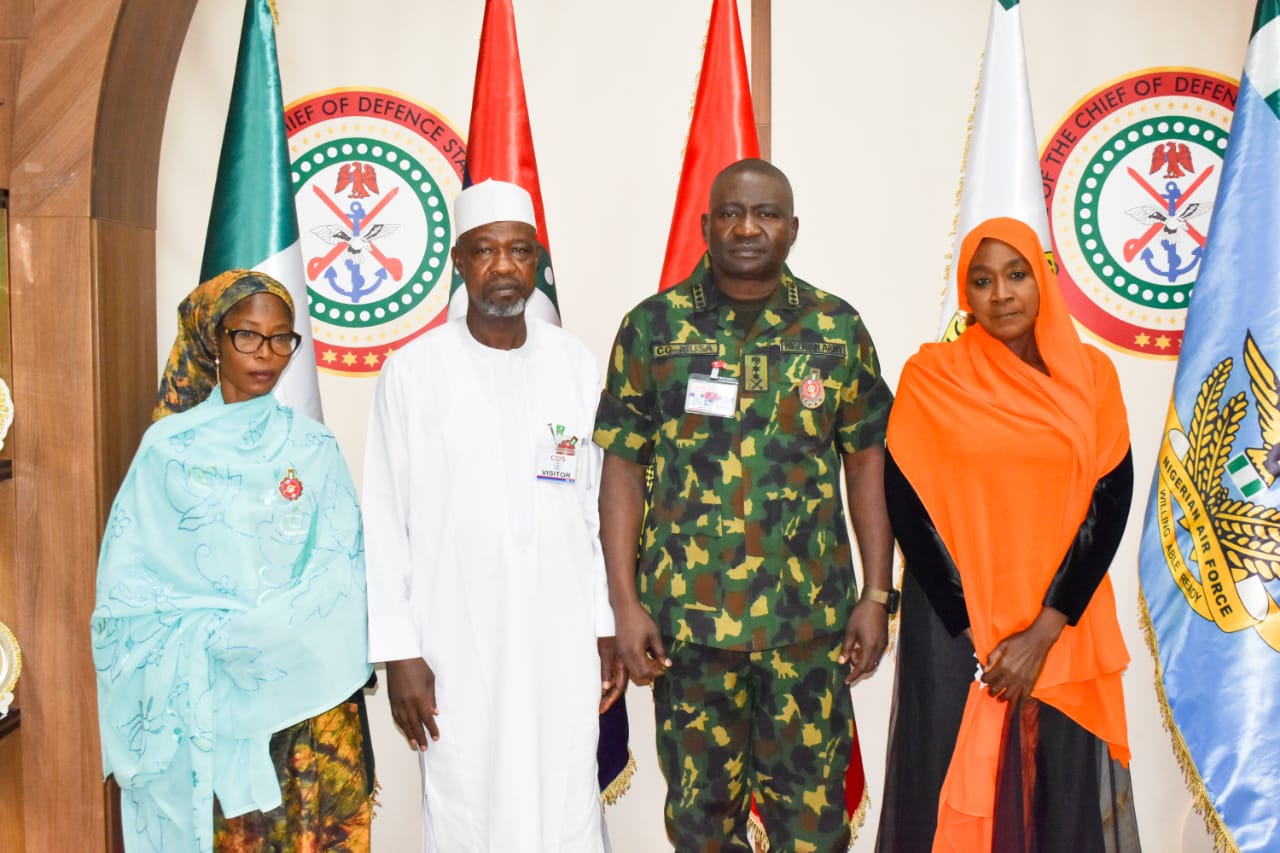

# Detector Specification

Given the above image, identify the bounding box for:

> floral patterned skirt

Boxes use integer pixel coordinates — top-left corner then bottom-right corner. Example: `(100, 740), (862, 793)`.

(213, 689), (375, 853)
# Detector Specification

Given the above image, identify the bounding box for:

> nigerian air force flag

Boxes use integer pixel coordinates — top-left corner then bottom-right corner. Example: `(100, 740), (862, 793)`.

(1139, 3), (1280, 851)
(202, 0), (322, 421)
(940, 0), (1048, 339)
(449, 0), (561, 324)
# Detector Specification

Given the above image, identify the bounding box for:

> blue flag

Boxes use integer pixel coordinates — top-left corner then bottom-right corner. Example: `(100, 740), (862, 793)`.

(1139, 3), (1280, 851)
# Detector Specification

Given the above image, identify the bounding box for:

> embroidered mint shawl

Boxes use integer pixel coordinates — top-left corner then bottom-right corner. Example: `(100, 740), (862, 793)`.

(92, 386), (370, 853)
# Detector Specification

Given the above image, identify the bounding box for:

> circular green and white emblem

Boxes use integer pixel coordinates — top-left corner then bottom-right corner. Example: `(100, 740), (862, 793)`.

(1042, 69), (1238, 358)
(286, 88), (466, 374)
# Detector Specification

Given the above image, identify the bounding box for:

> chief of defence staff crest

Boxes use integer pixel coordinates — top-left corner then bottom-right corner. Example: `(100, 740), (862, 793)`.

(286, 88), (466, 375)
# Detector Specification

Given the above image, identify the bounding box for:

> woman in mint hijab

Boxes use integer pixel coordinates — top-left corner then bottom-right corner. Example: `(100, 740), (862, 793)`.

(92, 270), (373, 853)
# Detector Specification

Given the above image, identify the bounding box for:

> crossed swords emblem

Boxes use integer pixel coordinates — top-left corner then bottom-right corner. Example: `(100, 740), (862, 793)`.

(308, 182), (404, 303)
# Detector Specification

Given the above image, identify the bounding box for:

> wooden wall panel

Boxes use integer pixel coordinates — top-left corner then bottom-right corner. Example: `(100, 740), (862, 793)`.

(5, 1), (197, 848)
(8, 0), (114, 218)
(0, 725), (25, 853)
(0, 204), (16, 627)
(0, 42), (24, 185)
(0, 0), (32, 181)
(7, 214), (106, 851)
(93, 219), (156, 504)
(0, 0), (33, 40)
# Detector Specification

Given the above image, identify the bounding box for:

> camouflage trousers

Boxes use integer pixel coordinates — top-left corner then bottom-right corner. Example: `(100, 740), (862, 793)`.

(653, 633), (853, 853)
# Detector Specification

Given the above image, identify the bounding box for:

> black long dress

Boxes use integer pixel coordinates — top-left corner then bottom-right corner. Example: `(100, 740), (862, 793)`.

(874, 449), (1143, 853)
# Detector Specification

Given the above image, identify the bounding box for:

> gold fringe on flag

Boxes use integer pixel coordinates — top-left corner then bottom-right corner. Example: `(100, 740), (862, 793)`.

(747, 810), (769, 853)
(266, 0), (280, 28)
(849, 780), (870, 839)
(1138, 591), (1241, 853)
(745, 781), (871, 853)
(599, 751), (637, 807)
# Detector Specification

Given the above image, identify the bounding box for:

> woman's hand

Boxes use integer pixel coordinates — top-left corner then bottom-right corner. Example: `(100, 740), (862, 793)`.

(980, 608), (1068, 704)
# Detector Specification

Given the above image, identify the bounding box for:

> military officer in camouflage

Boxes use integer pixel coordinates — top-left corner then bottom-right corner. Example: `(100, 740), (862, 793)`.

(595, 158), (896, 852)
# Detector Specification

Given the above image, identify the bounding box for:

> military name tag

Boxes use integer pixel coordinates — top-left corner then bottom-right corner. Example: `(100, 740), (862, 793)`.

(653, 342), (719, 359)
(685, 374), (738, 418)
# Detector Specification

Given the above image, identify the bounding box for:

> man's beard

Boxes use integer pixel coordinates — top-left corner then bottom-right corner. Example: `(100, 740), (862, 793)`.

(477, 295), (527, 318)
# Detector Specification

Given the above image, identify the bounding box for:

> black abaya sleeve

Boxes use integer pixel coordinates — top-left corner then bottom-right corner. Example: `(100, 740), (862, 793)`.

(884, 448), (969, 637)
(1042, 449), (1134, 625)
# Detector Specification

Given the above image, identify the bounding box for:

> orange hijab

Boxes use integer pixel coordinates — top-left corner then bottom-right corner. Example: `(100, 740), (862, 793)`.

(887, 218), (1131, 852)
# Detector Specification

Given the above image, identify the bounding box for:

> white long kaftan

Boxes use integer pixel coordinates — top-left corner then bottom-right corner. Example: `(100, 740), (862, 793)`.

(363, 318), (612, 853)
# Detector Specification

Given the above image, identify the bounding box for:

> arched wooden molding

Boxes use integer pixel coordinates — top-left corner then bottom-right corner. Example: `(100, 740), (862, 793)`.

(6, 1), (196, 849)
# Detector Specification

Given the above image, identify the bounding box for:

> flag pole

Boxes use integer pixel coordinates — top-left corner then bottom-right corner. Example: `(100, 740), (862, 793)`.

(750, 0), (771, 159)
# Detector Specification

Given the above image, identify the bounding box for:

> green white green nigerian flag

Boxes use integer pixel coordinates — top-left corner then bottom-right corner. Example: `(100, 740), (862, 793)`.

(940, 0), (1050, 340)
(201, 0), (323, 421)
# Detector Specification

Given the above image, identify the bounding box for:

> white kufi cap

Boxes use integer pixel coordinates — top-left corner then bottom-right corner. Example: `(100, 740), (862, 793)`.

(454, 179), (536, 237)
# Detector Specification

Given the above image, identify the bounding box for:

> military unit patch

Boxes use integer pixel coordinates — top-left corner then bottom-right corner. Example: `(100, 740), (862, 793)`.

(779, 341), (847, 358)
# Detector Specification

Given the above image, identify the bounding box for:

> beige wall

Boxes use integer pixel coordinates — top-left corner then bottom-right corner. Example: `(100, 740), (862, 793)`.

(158, 2), (1257, 850)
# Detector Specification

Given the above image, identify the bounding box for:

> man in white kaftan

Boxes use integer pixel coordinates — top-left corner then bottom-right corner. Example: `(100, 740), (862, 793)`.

(363, 180), (619, 853)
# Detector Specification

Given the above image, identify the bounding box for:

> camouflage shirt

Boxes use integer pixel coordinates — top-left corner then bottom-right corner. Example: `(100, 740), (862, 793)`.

(594, 260), (893, 651)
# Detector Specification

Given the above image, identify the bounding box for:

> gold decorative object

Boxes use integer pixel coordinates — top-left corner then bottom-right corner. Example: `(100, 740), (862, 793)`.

(0, 622), (20, 717)
(0, 378), (12, 451)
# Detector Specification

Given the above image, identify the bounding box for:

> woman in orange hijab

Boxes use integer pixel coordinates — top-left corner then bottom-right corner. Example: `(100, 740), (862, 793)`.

(874, 218), (1141, 853)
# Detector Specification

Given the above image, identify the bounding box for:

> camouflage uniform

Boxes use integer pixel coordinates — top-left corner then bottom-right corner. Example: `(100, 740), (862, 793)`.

(654, 634), (854, 852)
(594, 259), (892, 849)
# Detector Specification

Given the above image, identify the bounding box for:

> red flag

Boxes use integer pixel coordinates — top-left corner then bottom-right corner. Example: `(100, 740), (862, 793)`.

(658, 0), (760, 291)
(453, 0), (560, 322)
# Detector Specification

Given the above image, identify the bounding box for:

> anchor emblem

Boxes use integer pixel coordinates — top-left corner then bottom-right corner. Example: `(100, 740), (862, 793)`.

(1122, 149), (1214, 284)
(307, 166), (404, 303)
(1141, 237), (1203, 284)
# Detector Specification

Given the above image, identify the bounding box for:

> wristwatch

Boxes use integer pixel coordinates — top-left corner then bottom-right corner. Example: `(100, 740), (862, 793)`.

(861, 586), (901, 615)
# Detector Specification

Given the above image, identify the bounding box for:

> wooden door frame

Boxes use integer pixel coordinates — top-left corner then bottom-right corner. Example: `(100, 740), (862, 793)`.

(7, 1), (196, 849)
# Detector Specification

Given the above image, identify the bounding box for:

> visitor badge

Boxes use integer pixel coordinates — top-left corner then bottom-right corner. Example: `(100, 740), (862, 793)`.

(685, 361), (738, 418)
(537, 424), (579, 484)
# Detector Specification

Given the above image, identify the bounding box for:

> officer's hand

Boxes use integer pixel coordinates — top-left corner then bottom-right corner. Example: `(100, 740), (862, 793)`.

(614, 599), (671, 686)
(839, 599), (889, 684)
(598, 636), (627, 712)
(386, 657), (440, 751)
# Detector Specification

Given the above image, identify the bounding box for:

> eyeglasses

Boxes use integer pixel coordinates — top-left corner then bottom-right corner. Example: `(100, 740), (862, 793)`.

(223, 328), (302, 357)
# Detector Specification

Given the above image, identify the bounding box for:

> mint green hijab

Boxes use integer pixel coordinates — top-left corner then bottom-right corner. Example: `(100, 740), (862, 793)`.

(92, 387), (370, 853)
